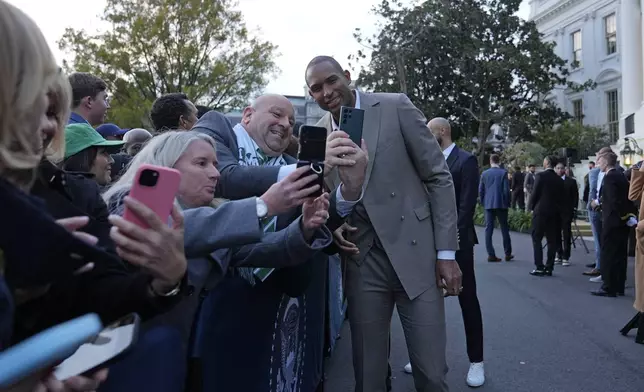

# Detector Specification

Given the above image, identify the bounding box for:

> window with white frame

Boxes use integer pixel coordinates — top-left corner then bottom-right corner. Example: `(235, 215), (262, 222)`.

(572, 99), (583, 123)
(605, 13), (617, 55)
(606, 90), (619, 142)
(571, 30), (582, 66)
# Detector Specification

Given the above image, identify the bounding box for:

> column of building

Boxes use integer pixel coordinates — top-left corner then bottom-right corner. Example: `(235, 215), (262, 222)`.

(620, 0), (643, 137)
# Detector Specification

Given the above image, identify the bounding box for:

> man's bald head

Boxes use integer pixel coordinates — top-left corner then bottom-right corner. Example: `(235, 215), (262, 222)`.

(123, 128), (152, 144)
(251, 94), (292, 111)
(123, 128), (153, 156)
(427, 117), (452, 148)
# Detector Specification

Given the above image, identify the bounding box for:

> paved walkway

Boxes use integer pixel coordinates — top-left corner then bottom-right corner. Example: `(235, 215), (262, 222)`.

(324, 228), (644, 392)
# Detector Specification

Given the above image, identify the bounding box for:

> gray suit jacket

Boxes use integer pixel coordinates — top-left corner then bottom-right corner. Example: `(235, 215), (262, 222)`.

(316, 92), (458, 299)
(149, 197), (332, 347)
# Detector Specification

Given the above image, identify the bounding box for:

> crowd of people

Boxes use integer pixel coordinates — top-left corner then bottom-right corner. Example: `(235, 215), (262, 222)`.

(1, 2), (642, 392)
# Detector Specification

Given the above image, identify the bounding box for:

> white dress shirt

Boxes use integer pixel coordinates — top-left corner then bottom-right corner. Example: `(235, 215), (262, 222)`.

(593, 171), (606, 205)
(442, 143), (456, 161)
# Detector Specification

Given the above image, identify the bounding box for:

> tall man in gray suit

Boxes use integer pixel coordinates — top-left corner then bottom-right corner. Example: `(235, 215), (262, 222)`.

(306, 56), (461, 392)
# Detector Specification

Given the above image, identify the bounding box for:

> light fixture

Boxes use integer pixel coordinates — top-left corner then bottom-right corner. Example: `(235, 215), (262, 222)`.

(619, 137), (643, 168)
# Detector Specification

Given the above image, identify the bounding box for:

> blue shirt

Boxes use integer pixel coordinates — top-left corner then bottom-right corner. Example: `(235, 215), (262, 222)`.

(68, 112), (89, 125)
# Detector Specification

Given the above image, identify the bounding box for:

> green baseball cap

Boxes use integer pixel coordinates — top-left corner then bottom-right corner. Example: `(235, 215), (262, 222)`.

(64, 123), (125, 159)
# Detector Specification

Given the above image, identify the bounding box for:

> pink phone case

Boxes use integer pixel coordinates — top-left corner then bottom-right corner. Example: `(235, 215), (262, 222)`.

(123, 164), (182, 229)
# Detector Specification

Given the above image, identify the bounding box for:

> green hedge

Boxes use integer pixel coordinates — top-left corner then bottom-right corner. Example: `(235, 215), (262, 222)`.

(474, 204), (533, 233)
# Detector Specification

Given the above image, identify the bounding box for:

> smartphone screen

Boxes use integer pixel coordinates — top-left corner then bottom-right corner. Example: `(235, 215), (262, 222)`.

(298, 126), (326, 162)
(297, 125), (327, 197)
(53, 314), (139, 380)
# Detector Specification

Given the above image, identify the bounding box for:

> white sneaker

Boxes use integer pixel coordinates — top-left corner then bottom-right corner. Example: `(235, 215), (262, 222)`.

(590, 275), (603, 283)
(466, 362), (485, 387)
(562, 260), (571, 266)
(404, 362), (412, 374)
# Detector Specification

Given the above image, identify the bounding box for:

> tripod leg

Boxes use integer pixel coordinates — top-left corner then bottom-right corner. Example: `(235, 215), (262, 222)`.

(620, 312), (640, 336)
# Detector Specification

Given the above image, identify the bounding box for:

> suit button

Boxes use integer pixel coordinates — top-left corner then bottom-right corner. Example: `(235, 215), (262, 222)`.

(411, 240), (417, 245)
(401, 215), (405, 220)
(390, 192), (396, 197)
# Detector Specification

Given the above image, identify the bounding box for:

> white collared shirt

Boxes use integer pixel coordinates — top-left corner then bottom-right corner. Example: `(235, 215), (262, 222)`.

(442, 143), (456, 161)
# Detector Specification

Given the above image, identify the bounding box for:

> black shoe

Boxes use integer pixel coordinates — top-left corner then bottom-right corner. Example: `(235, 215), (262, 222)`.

(544, 269), (553, 277)
(530, 269), (545, 276)
(591, 289), (617, 297)
(586, 263), (596, 268)
(505, 254), (515, 261)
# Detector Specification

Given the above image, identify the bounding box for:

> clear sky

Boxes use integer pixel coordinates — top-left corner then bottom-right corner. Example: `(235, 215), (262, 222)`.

(7, 0), (531, 97)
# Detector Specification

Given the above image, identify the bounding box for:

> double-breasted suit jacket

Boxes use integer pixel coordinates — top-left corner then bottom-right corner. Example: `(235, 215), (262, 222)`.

(317, 92), (458, 300)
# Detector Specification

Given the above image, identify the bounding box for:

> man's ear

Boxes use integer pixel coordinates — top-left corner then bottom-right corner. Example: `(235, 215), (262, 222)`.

(343, 70), (352, 83)
(241, 106), (254, 125)
(82, 96), (92, 109)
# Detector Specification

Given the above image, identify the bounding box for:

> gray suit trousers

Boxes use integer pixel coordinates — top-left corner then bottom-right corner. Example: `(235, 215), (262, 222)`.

(346, 241), (449, 392)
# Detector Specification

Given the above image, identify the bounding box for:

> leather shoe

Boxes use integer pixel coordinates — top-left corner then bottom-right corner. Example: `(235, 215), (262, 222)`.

(505, 254), (514, 261)
(530, 269), (545, 276)
(591, 289), (617, 297)
(586, 263), (596, 268)
(488, 256), (501, 262)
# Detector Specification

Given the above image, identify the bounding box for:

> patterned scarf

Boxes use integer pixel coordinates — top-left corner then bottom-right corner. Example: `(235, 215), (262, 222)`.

(233, 123), (287, 285)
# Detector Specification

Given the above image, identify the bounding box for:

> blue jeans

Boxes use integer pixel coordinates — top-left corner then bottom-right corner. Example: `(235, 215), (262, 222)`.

(485, 208), (512, 257)
(588, 209), (602, 268)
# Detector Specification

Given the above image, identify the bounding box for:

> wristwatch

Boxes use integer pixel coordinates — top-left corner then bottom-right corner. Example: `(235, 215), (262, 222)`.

(150, 281), (181, 297)
(256, 197), (268, 219)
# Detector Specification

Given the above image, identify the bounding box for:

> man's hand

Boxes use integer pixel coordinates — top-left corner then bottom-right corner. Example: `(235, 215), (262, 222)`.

(436, 259), (462, 297)
(109, 198), (187, 294)
(30, 369), (109, 392)
(337, 138), (368, 201)
(301, 192), (331, 241)
(324, 131), (359, 176)
(333, 223), (359, 255)
(260, 166), (320, 216)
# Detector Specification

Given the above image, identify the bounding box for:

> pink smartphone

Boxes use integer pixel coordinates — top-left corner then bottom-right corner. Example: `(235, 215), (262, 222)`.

(123, 164), (181, 229)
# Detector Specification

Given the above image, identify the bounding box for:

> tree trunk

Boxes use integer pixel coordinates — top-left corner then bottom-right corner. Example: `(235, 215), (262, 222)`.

(395, 53), (407, 95)
(477, 117), (489, 168)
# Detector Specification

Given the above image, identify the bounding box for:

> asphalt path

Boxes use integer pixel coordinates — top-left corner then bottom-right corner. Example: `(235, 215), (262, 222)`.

(324, 227), (644, 392)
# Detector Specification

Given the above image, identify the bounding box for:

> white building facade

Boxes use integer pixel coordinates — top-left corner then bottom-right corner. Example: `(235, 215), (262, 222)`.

(529, 0), (625, 146)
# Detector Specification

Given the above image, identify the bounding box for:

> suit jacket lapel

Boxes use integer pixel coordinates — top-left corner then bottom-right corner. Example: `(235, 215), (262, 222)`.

(446, 146), (459, 170)
(359, 92), (381, 187)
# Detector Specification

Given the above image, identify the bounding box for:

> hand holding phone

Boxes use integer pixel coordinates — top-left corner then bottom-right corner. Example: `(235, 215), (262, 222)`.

(259, 166), (320, 217)
(339, 106), (365, 147)
(123, 164), (181, 229)
(53, 314), (140, 381)
(297, 125), (327, 197)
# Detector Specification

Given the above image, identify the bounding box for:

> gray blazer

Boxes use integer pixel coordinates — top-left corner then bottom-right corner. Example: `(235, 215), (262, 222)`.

(148, 197), (332, 346)
(317, 92), (458, 299)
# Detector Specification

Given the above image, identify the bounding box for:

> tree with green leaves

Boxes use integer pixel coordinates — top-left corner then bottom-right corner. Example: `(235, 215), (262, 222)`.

(536, 121), (610, 157)
(59, 0), (279, 128)
(350, 0), (593, 166)
(502, 142), (547, 168)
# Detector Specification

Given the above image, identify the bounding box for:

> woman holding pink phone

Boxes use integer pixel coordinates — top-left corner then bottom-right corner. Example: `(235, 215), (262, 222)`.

(102, 131), (332, 386)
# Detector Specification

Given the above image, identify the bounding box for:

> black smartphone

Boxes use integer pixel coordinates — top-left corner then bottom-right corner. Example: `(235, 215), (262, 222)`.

(53, 313), (140, 380)
(297, 125), (327, 197)
(339, 106), (365, 146)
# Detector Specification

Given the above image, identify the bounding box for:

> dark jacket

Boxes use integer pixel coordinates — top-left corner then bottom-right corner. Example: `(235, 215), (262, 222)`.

(446, 146), (479, 247)
(12, 161), (186, 342)
(510, 171), (525, 195)
(562, 176), (579, 220)
(583, 173), (590, 204)
(529, 169), (565, 217)
(600, 168), (636, 230)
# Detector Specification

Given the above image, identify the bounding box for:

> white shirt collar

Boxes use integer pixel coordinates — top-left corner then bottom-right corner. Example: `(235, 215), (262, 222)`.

(442, 143), (456, 161)
(331, 90), (361, 131)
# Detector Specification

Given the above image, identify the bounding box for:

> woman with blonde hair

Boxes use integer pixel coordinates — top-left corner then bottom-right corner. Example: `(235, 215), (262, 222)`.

(0, 1), (112, 391)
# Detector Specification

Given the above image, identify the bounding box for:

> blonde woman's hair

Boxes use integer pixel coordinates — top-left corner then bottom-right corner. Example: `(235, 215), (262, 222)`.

(0, 0), (59, 183)
(103, 131), (218, 210)
(45, 71), (72, 163)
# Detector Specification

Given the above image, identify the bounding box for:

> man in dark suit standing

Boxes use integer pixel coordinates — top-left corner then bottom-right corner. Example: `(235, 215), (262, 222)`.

(529, 156), (565, 276)
(510, 166), (525, 210)
(592, 151), (635, 297)
(555, 162), (579, 266)
(416, 117), (485, 387)
(479, 154), (513, 262)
